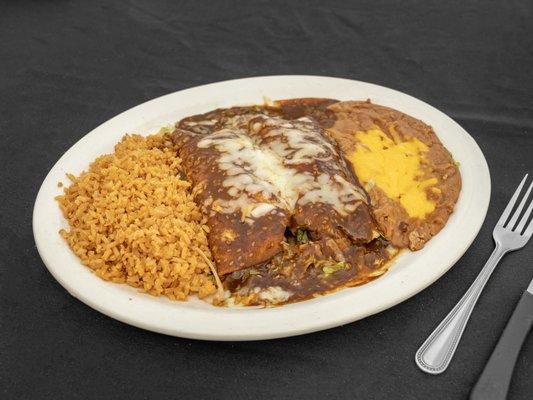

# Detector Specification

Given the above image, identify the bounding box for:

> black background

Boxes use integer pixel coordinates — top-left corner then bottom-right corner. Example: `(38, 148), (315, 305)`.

(1, 1), (532, 399)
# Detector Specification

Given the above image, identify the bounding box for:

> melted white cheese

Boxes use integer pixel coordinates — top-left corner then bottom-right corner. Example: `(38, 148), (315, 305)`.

(196, 117), (365, 220)
(298, 174), (365, 211)
(250, 203), (276, 218)
(251, 116), (335, 163)
(258, 286), (292, 303)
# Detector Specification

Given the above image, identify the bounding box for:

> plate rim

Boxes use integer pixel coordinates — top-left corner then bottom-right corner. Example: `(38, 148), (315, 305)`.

(32, 75), (491, 341)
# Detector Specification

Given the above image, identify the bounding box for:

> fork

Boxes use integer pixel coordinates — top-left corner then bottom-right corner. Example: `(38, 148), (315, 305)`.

(415, 174), (533, 374)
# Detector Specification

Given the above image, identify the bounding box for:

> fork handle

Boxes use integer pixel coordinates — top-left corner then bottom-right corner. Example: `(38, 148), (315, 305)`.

(470, 291), (533, 400)
(415, 245), (506, 374)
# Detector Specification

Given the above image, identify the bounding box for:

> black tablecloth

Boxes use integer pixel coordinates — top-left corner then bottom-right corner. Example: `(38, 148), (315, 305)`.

(1, 1), (532, 399)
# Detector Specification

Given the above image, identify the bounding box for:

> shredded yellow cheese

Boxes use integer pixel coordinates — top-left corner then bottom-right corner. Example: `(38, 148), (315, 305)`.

(194, 247), (225, 300)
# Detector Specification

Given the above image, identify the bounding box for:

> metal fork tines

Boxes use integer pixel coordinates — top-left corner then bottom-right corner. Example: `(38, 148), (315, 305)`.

(416, 174), (533, 374)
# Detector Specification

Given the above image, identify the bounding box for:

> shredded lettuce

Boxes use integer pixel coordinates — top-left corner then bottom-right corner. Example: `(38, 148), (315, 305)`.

(323, 261), (349, 276)
(296, 229), (309, 244)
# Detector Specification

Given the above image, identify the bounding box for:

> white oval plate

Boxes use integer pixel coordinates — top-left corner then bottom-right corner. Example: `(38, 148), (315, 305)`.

(33, 76), (490, 341)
